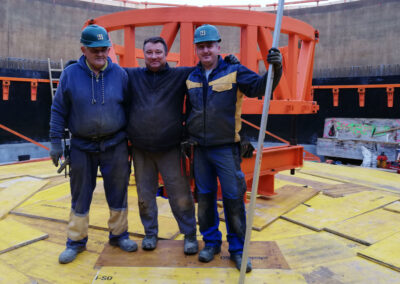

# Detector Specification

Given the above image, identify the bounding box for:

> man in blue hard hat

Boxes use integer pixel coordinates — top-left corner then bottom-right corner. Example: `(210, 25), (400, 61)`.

(186, 24), (282, 272)
(49, 24), (137, 264)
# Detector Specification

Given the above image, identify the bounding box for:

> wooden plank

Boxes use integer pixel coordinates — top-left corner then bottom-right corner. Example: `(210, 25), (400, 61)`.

(0, 261), (32, 284)
(0, 160), (61, 180)
(325, 209), (400, 245)
(276, 170), (342, 189)
(17, 181), (70, 208)
(300, 161), (400, 192)
(282, 191), (399, 231)
(318, 182), (374, 198)
(357, 231), (400, 272)
(12, 199), (180, 239)
(95, 240), (290, 269)
(0, 217), (48, 254)
(276, 232), (356, 269)
(0, 241), (99, 283)
(221, 185), (319, 231)
(298, 256), (400, 283)
(93, 267), (307, 283)
(0, 178), (48, 219)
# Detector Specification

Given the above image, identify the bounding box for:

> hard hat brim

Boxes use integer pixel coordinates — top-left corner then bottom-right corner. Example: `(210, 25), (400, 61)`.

(81, 39), (112, 48)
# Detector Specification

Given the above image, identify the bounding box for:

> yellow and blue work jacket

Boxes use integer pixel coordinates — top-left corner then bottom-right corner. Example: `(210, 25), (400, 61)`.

(186, 56), (281, 146)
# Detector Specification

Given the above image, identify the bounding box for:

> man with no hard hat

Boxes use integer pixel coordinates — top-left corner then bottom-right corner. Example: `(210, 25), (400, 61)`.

(49, 24), (137, 264)
(185, 24), (282, 272)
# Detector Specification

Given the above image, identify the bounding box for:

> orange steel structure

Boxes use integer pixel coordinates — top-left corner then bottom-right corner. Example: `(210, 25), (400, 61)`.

(83, 6), (319, 196)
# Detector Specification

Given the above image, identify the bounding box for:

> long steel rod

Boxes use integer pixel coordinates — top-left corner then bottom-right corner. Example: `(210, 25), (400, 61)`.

(238, 0), (285, 282)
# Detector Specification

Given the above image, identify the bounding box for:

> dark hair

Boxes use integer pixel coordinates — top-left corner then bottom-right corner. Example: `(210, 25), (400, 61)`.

(143, 36), (168, 54)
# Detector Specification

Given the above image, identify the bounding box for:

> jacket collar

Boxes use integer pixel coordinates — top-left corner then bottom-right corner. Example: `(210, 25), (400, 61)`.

(144, 62), (170, 74)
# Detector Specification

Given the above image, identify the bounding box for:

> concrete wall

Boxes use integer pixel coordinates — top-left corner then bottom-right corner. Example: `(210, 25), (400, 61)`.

(1, 0), (400, 75)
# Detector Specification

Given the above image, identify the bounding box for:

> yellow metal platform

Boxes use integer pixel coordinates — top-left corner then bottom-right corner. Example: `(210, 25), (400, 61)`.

(0, 160), (399, 283)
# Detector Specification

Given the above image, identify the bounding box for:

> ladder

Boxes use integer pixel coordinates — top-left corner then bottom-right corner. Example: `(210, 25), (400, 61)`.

(47, 58), (64, 99)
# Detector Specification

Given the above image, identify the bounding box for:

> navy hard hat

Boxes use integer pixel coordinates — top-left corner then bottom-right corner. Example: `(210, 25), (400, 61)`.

(194, 24), (221, 44)
(80, 25), (111, 47)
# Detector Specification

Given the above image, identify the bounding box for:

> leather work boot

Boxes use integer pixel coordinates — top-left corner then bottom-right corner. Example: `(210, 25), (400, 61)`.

(183, 234), (199, 255)
(58, 247), (85, 264)
(142, 235), (158, 250)
(109, 238), (138, 252)
(198, 246), (221, 262)
(230, 254), (252, 273)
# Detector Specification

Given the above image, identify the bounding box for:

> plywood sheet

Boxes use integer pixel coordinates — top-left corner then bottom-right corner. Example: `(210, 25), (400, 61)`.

(96, 240), (289, 270)
(18, 181), (70, 208)
(325, 209), (400, 245)
(276, 232), (357, 269)
(0, 160), (61, 180)
(0, 241), (98, 284)
(0, 218), (48, 254)
(221, 185), (319, 231)
(0, 261), (32, 284)
(250, 219), (316, 241)
(300, 161), (400, 192)
(298, 256), (400, 283)
(275, 172), (341, 189)
(12, 200), (179, 239)
(357, 231), (400, 272)
(282, 191), (399, 231)
(93, 267), (307, 283)
(319, 182), (375, 198)
(0, 178), (48, 219)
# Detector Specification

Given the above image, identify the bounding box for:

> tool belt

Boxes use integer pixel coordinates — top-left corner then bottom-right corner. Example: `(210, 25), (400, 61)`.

(180, 140), (197, 179)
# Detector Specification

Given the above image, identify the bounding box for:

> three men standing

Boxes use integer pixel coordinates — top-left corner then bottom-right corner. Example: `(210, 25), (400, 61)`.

(50, 25), (137, 264)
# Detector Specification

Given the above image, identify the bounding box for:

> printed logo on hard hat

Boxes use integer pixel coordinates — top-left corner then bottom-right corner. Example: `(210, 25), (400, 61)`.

(200, 30), (206, 36)
(97, 34), (104, 40)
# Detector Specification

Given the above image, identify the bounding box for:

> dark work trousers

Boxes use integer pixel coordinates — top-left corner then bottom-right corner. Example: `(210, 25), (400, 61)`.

(194, 144), (247, 255)
(66, 140), (131, 249)
(132, 146), (196, 237)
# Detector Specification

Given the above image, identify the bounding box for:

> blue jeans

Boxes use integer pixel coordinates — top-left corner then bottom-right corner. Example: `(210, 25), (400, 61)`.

(194, 144), (247, 255)
(66, 141), (131, 249)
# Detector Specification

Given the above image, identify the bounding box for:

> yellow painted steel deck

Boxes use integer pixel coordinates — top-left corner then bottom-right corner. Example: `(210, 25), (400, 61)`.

(0, 160), (399, 283)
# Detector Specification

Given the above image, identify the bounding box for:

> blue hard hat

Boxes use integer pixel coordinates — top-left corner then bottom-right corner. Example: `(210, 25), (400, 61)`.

(80, 25), (111, 47)
(194, 24), (221, 44)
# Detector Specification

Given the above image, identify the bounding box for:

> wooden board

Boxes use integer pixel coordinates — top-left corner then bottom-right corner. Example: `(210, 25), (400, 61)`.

(276, 232), (357, 269)
(17, 181), (70, 208)
(325, 209), (400, 245)
(0, 218), (48, 254)
(318, 182), (375, 198)
(0, 178), (48, 219)
(12, 200), (180, 239)
(221, 185), (319, 231)
(0, 261), (32, 284)
(95, 240), (290, 270)
(298, 256), (400, 283)
(275, 173), (339, 189)
(0, 160), (62, 180)
(300, 161), (400, 192)
(0, 241), (99, 284)
(93, 267), (307, 283)
(358, 231), (400, 272)
(282, 191), (399, 231)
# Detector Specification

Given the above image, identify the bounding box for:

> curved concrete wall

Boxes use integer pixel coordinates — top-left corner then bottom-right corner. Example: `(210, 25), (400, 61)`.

(1, 0), (399, 76)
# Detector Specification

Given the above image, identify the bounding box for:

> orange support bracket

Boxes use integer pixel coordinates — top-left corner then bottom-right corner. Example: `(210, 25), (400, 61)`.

(386, 87), (394, 108)
(31, 80), (38, 101)
(332, 88), (339, 107)
(357, 87), (365, 107)
(2, 80), (10, 100)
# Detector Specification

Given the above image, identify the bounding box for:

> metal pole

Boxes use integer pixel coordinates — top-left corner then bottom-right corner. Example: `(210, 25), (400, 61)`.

(238, 0), (285, 282)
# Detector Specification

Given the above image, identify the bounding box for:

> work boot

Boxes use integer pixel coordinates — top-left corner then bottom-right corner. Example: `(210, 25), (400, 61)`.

(109, 238), (138, 252)
(230, 254), (252, 273)
(58, 247), (85, 264)
(198, 246), (221, 263)
(142, 235), (157, 250)
(184, 234), (198, 255)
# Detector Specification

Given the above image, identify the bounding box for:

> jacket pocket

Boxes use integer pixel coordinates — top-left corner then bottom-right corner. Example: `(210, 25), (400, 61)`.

(211, 83), (232, 92)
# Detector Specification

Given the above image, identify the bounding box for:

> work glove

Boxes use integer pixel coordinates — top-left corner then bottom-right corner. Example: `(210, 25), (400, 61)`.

(267, 48), (282, 70)
(240, 140), (255, 158)
(50, 142), (63, 167)
(224, 54), (240, 65)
